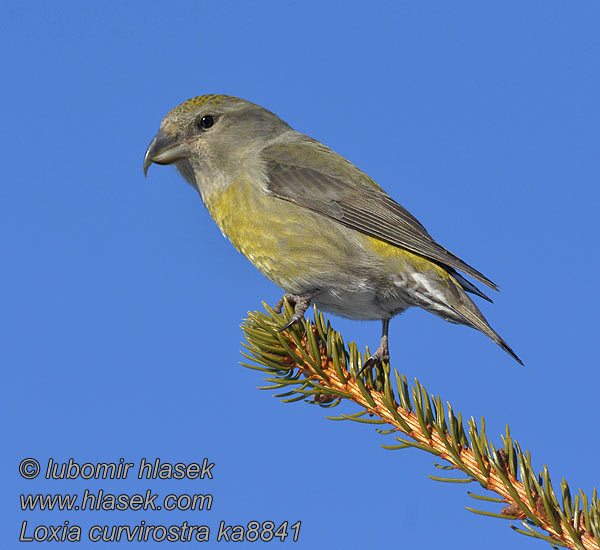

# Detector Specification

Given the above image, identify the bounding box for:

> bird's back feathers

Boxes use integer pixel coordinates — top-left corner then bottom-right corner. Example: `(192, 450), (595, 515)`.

(262, 139), (499, 292)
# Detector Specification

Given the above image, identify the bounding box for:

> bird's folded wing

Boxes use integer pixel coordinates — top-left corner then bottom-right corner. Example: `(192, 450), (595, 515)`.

(262, 140), (498, 291)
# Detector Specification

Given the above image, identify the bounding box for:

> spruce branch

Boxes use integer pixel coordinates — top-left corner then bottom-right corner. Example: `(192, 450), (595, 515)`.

(240, 302), (600, 550)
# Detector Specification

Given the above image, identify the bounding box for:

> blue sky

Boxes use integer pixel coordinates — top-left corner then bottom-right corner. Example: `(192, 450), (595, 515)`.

(2, 2), (599, 548)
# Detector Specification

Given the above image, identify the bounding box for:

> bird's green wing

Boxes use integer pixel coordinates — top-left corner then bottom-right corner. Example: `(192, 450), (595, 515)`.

(262, 139), (498, 291)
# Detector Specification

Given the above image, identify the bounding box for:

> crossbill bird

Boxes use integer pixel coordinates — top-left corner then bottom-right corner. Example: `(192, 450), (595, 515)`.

(144, 95), (522, 369)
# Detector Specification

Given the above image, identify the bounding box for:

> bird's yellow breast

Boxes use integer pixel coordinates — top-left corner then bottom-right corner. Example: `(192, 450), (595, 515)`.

(202, 176), (316, 288)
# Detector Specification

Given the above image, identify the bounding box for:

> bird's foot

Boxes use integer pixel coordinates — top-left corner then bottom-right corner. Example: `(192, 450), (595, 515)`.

(357, 335), (389, 377)
(274, 292), (315, 332)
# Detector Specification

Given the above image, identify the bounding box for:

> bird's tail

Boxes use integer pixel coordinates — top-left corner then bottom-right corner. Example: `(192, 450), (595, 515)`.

(405, 262), (522, 364)
(450, 297), (523, 365)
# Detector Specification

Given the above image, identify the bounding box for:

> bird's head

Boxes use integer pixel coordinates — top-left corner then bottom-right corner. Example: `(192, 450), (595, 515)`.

(143, 94), (291, 190)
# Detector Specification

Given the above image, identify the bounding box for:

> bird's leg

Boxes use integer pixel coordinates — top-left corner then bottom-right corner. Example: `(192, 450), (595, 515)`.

(274, 291), (316, 332)
(357, 318), (391, 376)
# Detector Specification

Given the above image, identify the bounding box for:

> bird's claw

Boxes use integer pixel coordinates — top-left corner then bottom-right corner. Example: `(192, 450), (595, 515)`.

(356, 335), (389, 377)
(274, 292), (315, 332)
(279, 312), (304, 332)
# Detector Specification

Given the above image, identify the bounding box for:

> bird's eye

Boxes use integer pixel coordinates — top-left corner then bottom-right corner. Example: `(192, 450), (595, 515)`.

(198, 115), (215, 130)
